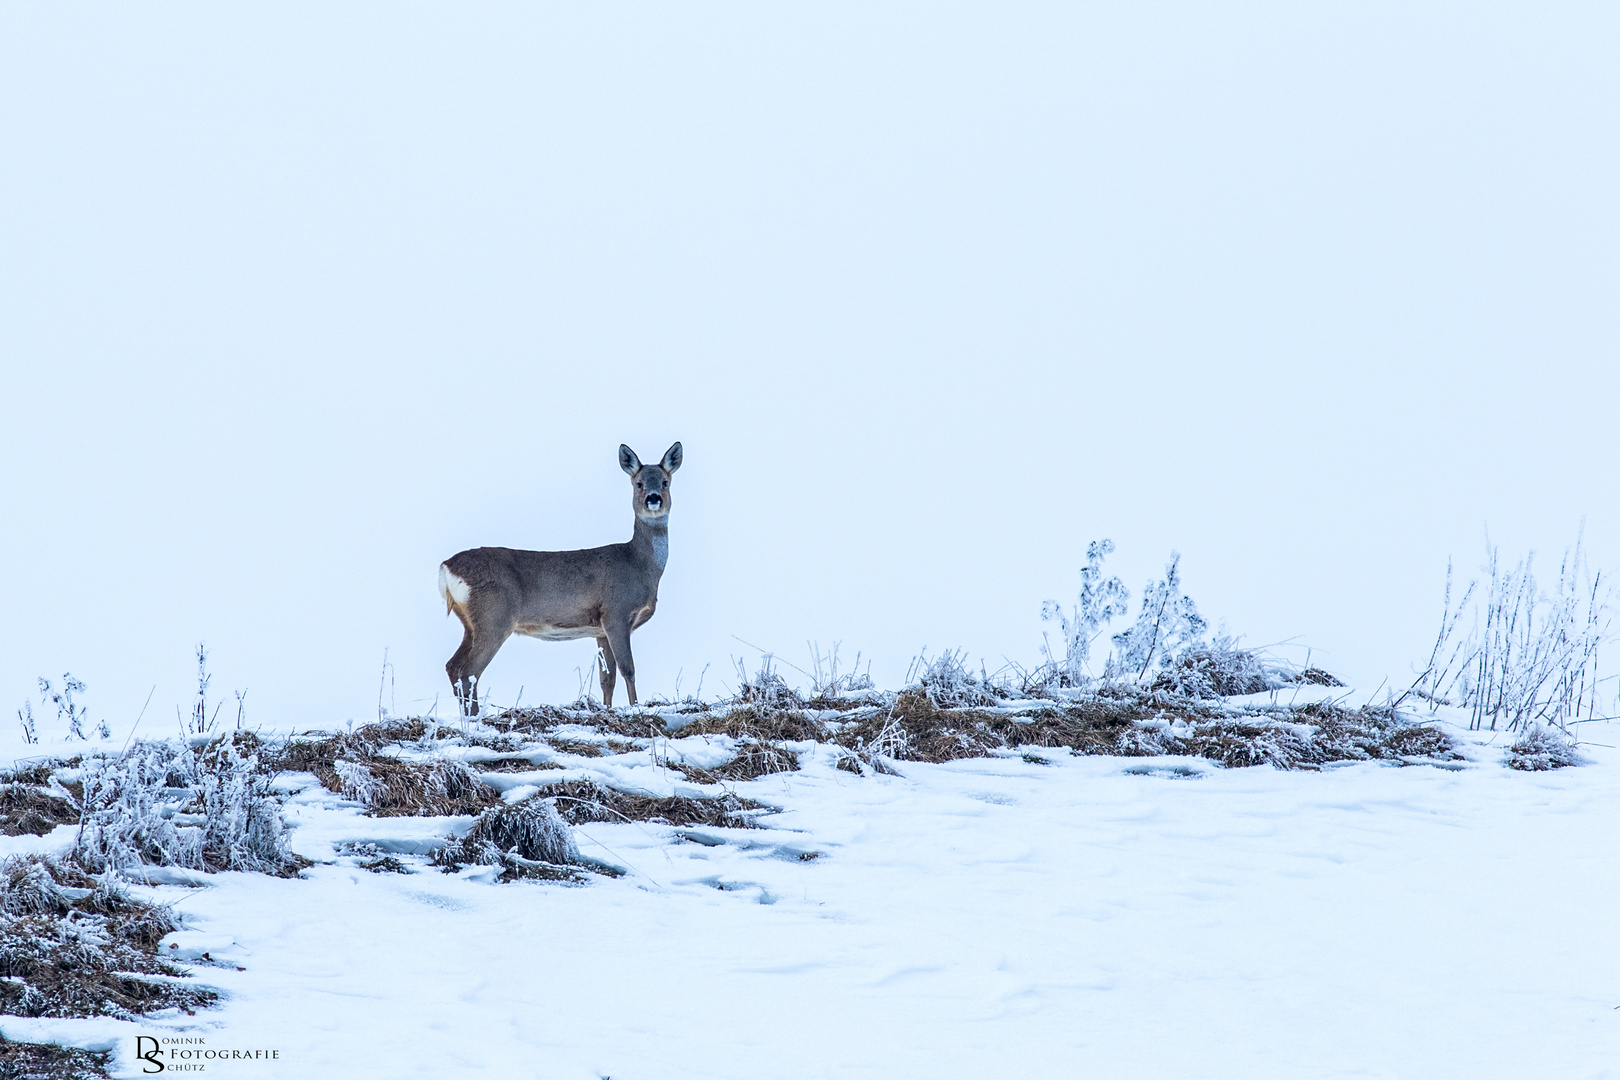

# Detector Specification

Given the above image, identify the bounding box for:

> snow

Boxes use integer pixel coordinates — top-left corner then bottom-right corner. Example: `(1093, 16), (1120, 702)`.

(5, 713), (1620, 1078)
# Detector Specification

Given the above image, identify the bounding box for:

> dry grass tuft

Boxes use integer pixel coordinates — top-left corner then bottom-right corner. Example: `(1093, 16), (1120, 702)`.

(538, 779), (773, 828)
(274, 728), (502, 817)
(0, 1034), (113, 1080)
(331, 757), (501, 817)
(679, 705), (828, 743)
(432, 800), (593, 882)
(1506, 725), (1587, 771)
(474, 757), (565, 774)
(491, 706), (669, 740)
(0, 856), (213, 1020)
(1, 762), (65, 787)
(672, 740), (801, 784)
(0, 783), (78, 837)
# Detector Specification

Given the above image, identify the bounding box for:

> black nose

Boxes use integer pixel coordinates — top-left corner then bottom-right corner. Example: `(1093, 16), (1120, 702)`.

(645, 494), (663, 509)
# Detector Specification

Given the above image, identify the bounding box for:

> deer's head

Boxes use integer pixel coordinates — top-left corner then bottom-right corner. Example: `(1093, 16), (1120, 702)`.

(619, 441), (682, 522)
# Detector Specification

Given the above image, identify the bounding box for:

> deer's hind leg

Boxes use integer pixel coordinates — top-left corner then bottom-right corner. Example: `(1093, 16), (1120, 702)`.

(595, 636), (617, 708)
(446, 608), (513, 716)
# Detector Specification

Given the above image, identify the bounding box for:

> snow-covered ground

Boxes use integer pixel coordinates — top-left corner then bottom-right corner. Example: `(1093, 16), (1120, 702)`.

(4, 708), (1618, 1079)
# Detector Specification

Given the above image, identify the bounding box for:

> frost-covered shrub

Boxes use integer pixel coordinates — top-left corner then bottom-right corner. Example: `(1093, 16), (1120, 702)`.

(1038, 543), (1312, 696)
(1405, 539), (1614, 732)
(1041, 539), (1131, 688)
(1506, 725), (1587, 771)
(1111, 553), (1208, 681)
(74, 734), (297, 877)
(19, 674), (109, 742)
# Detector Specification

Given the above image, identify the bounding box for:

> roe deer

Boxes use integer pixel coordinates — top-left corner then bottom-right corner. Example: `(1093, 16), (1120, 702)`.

(439, 441), (682, 714)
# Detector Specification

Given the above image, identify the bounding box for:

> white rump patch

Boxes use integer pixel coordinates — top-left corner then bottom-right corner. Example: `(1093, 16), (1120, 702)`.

(439, 564), (471, 607)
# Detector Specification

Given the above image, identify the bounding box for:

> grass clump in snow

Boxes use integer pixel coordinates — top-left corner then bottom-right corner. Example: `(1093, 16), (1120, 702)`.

(328, 757), (499, 818)
(431, 800), (593, 882)
(1506, 725), (1587, 771)
(275, 725), (502, 818)
(490, 705), (670, 740)
(0, 855), (213, 1020)
(539, 778), (774, 828)
(1151, 640), (1343, 697)
(0, 1034), (112, 1080)
(0, 779), (79, 837)
(680, 704), (826, 743)
(672, 739), (801, 784)
(336, 843), (410, 875)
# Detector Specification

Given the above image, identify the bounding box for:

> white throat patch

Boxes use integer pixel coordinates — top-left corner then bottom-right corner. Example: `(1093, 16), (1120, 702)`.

(651, 533), (668, 570)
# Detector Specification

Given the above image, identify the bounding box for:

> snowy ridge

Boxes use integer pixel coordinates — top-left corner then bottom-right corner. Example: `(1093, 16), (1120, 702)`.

(1, 702), (1617, 1078)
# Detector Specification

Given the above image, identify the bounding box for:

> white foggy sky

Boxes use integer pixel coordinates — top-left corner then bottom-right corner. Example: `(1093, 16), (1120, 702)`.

(2, 3), (1616, 729)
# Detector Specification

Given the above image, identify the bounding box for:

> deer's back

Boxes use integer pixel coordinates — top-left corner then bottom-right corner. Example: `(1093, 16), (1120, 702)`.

(443, 543), (652, 636)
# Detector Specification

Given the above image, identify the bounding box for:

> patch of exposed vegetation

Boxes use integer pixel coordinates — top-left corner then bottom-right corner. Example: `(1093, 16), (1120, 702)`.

(473, 756), (565, 774)
(1506, 725), (1587, 771)
(273, 724), (501, 817)
(0, 856), (214, 1021)
(469, 675), (1461, 774)
(538, 779), (774, 828)
(673, 740), (801, 783)
(432, 800), (596, 882)
(0, 781), (79, 837)
(490, 706), (669, 739)
(337, 843), (409, 875)
(1152, 646), (1344, 697)
(679, 704), (828, 743)
(821, 687), (1460, 771)
(0, 1034), (112, 1080)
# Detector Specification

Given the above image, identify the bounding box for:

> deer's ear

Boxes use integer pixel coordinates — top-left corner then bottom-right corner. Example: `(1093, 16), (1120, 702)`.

(619, 445), (642, 475)
(661, 441), (683, 473)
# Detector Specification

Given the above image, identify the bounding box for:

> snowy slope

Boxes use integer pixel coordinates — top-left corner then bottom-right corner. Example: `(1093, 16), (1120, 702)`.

(4, 712), (1618, 1079)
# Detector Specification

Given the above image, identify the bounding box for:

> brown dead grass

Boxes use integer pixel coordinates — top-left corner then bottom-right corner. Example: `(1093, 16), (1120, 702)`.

(348, 758), (503, 817)
(543, 736), (643, 758)
(538, 779), (773, 828)
(491, 706), (670, 740)
(273, 727), (502, 817)
(0, 857), (214, 1021)
(678, 705), (829, 743)
(670, 741), (801, 784)
(0, 784), (79, 837)
(475, 757), (565, 774)
(0, 1035), (112, 1080)
(826, 687), (1460, 771)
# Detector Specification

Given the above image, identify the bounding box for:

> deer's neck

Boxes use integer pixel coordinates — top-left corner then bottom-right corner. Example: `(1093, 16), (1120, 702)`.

(632, 516), (670, 572)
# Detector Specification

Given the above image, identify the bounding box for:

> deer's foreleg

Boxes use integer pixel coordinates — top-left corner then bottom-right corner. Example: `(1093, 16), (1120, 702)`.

(604, 618), (637, 708)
